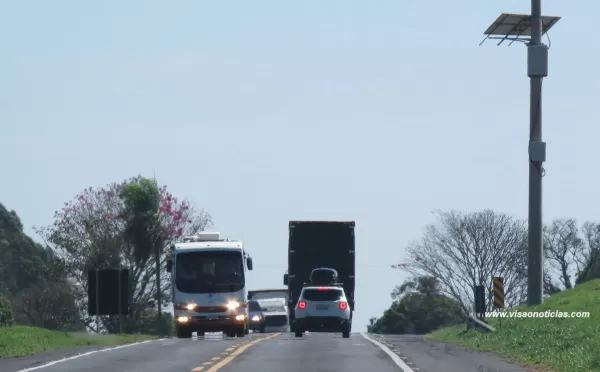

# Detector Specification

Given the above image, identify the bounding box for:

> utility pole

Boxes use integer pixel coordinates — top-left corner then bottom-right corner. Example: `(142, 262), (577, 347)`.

(526, 0), (545, 306)
(481, 3), (559, 307)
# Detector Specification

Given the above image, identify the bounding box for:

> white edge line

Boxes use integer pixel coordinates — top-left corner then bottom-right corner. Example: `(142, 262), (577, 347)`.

(361, 333), (415, 372)
(16, 338), (166, 372)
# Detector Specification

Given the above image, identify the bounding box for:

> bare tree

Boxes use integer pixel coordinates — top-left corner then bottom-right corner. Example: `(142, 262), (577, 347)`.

(543, 219), (586, 289)
(543, 271), (562, 296)
(399, 209), (528, 312)
(576, 222), (600, 285)
(581, 222), (600, 259)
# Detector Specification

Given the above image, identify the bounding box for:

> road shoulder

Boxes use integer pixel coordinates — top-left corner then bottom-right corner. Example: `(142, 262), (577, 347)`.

(368, 334), (532, 372)
(0, 344), (130, 372)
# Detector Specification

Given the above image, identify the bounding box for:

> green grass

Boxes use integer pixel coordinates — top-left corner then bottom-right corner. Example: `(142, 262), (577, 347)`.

(427, 279), (600, 372)
(0, 326), (158, 357)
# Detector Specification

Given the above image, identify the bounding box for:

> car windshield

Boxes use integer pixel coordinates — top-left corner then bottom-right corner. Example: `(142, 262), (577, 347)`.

(249, 290), (288, 301)
(248, 301), (262, 312)
(175, 250), (244, 294)
(302, 288), (343, 301)
(258, 299), (286, 312)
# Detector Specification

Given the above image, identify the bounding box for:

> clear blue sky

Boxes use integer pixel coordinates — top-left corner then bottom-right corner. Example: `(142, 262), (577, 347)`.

(1, 1), (597, 332)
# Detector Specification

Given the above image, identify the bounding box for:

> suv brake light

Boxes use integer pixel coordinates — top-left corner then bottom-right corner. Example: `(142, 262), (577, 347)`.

(339, 301), (347, 310)
(317, 287), (328, 290)
(298, 301), (306, 309)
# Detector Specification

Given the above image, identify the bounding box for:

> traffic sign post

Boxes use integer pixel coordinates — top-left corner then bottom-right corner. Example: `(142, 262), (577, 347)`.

(493, 276), (504, 328)
(493, 276), (504, 309)
(474, 285), (486, 320)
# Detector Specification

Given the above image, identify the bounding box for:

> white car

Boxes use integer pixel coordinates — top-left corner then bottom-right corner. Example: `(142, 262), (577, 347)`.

(293, 286), (352, 338)
(256, 298), (289, 332)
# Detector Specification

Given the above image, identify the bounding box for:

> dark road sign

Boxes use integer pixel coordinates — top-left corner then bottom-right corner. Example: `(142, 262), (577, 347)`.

(88, 268), (129, 316)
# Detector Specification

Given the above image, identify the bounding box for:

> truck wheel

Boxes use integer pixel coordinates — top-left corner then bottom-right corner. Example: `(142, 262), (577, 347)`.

(225, 329), (237, 338)
(259, 325), (266, 333)
(176, 326), (192, 339)
(294, 330), (303, 337)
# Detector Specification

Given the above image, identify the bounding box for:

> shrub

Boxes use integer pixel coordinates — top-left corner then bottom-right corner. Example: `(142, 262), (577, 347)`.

(0, 295), (14, 326)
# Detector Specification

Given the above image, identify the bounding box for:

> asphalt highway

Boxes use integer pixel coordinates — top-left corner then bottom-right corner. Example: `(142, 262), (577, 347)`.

(2, 332), (531, 372)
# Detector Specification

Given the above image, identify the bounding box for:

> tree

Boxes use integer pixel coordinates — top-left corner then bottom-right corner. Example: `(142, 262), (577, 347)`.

(367, 317), (378, 333)
(120, 178), (162, 265)
(36, 176), (213, 333)
(0, 295), (13, 326)
(120, 178), (164, 326)
(576, 222), (600, 285)
(369, 276), (464, 334)
(399, 210), (528, 312)
(0, 203), (80, 330)
(543, 219), (586, 289)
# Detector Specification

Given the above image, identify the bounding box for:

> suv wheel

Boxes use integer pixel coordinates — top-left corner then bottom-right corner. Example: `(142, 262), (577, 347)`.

(294, 330), (303, 337)
(342, 323), (350, 338)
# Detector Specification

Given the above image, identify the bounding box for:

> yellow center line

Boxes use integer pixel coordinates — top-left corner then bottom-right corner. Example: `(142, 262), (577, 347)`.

(207, 334), (280, 372)
(190, 333), (281, 372)
(210, 357), (221, 361)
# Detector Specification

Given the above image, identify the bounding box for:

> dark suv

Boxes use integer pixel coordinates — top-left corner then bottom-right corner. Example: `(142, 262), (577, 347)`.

(248, 300), (266, 333)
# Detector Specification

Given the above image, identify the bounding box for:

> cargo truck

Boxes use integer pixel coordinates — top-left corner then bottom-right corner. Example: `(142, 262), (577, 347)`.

(283, 221), (355, 332)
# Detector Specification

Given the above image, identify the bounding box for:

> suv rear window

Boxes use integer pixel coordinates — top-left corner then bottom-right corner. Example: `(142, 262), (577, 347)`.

(302, 288), (343, 301)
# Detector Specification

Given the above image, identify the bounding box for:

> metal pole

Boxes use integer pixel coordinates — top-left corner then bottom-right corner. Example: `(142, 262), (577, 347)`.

(118, 269), (123, 334)
(156, 241), (163, 335)
(527, 0), (544, 305)
(95, 269), (100, 333)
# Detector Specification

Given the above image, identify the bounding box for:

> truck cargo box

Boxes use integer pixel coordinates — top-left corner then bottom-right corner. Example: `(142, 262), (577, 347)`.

(285, 221), (355, 315)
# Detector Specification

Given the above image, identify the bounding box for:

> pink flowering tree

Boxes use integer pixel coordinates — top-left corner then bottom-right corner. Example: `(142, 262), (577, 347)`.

(120, 178), (213, 328)
(37, 176), (212, 333)
(158, 184), (210, 246)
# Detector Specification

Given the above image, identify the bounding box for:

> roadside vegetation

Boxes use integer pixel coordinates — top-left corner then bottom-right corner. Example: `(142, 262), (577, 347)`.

(0, 325), (157, 357)
(0, 175), (212, 356)
(428, 279), (600, 372)
(369, 210), (600, 371)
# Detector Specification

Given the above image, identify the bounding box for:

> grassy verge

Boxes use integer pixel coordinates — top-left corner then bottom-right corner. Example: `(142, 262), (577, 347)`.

(427, 279), (600, 372)
(0, 326), (158, 358)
